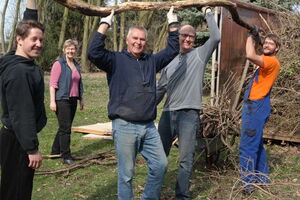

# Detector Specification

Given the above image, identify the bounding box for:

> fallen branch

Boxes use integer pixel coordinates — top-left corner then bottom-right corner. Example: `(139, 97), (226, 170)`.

(52, 0), (253, 30)
(36, 149), (116, 175)
(230, 176), (279, 200)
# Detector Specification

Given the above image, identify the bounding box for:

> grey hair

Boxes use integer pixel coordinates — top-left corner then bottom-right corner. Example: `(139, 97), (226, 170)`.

(126, 26), (148, 40)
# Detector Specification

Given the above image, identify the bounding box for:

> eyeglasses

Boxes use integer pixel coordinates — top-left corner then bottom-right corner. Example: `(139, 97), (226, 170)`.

(180, 33), (195, 39)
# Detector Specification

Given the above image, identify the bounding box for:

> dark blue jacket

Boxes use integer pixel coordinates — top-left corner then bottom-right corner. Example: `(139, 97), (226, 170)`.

(88, 31), (179, 122)
(55, 56), (84, 100)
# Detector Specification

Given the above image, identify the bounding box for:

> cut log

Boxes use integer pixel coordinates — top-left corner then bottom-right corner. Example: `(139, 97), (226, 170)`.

(52, 0), (254, 30)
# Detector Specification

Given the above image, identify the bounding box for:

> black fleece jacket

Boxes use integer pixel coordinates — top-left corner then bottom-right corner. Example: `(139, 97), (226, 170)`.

(0, 52), (47, 153)
(0, 8), (46, 154)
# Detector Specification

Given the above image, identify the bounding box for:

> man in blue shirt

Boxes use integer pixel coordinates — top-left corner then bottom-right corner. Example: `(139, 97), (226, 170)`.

(88, 8), (179, 200)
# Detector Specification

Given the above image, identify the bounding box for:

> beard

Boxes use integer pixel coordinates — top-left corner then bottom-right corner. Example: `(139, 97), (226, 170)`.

(263, 49), (276, 56)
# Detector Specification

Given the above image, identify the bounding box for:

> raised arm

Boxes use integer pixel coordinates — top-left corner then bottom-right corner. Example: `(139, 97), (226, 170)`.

(245, 35), (263, 67)
(26, 0), (36, 9)
(23, 0), (38, 21)
(197, 8), (221, 64)
(87, 10), (115, 72)
(167, 6), (179, 32)
(154, 7), (179, 72)
(97, 10), (114, 35)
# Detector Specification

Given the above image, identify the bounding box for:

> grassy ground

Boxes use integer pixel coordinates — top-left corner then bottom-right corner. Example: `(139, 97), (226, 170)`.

(20, 74), (300, 199)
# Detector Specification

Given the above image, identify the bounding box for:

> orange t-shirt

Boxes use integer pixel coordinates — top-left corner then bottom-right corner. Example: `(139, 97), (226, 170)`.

(249, 55), (280, 100)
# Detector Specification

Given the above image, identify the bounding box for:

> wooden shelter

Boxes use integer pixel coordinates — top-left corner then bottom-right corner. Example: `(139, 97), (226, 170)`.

(214, 1), (300, 143)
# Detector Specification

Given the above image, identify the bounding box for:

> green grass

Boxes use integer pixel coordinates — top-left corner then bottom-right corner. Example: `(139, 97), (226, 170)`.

(13, 74), (300, 199)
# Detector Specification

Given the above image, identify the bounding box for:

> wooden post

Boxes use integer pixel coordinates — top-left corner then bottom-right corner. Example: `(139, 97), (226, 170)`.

(210, 8), (220, 106)
(215, 8), (223, 104)
(232, 59), (249, 111)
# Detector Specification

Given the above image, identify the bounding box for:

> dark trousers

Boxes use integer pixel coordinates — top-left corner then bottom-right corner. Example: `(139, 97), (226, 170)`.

(0, 127), (35, 200)
(51, 98), (77, 159)
(158, 109), (199, 200)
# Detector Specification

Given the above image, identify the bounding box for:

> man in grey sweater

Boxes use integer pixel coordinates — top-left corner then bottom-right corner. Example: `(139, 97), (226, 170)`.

(156, 7), (220, 199)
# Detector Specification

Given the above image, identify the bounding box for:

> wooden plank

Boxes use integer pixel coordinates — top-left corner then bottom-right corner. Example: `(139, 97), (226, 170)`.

(72, 122), (158, 136)
(82, 134), (113, 140)
(263, 132), (300, 143)
(72, 122), (112, 135)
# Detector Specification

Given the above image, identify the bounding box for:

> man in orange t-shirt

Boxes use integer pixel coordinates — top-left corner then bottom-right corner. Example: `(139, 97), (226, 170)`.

(239, 31), (281, 193)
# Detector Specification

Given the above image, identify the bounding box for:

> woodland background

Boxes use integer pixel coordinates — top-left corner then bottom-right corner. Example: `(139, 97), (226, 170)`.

(0, 0), (299, 72)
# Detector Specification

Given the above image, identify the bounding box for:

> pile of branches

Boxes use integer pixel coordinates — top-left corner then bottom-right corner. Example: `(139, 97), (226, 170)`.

(200, 74), (241, 152)
(266, 12), (300, 135)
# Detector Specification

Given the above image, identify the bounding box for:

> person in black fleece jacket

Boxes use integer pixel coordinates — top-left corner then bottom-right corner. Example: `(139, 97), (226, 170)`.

(0, 0), (47, 199)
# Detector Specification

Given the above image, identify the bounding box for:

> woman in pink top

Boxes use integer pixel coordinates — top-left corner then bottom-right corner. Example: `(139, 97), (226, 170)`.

(49, 39), (84, 165)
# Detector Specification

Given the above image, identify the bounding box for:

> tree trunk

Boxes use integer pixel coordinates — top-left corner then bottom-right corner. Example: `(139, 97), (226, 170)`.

(52, 0), (236, 16)
(52, 0), (258, 31)
(118, 0), (126, 51)
(89, 0), (101, 40)
(138, 2), (153, 29)
(57, 7), (69, 53)
(7, 0), (22, 52)
(153, 22), (168, 53)
(37, 0), (47, 24)
(81, 5), (91, 72)
(113, 0), (118, 51)
(118, 11), (125, 51)
(0, 0), (9, 54)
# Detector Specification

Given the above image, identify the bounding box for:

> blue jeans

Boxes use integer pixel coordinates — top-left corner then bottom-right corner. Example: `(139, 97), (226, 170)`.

(239, 98), (271, 190)
(112, 118), (168, 200)
(158, 109), (199, 200)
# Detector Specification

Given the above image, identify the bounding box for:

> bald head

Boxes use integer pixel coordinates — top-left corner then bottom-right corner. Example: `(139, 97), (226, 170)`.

(179, 24), (196, 53)
(179, 25), (196, 36)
